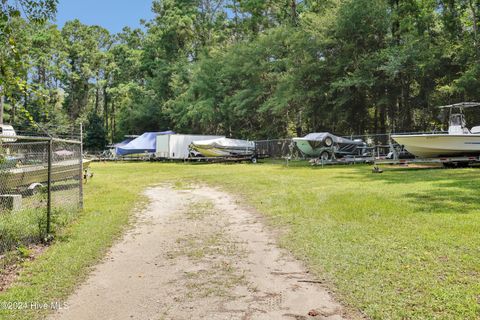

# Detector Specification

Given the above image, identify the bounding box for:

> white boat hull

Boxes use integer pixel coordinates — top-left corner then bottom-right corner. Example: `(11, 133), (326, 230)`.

(190, 138), (255, 158)
(392, 134), (480, 158)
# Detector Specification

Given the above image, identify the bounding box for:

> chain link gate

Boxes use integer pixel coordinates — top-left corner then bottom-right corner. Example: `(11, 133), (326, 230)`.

(0, 133), (83, 254)
(255, 139), (303, 159)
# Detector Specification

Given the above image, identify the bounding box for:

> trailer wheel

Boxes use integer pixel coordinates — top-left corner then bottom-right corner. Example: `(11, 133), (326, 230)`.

(324, 136), (334, 147)
(27, 183), (44, 196)
(251, 157), (258, 164)
(319, 151), (331, 161)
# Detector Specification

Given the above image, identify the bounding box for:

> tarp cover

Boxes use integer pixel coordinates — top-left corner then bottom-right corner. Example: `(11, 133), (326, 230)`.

(301, 132), (363, 145)
(191, 137), (255, 150)
(114, 138), (134, 148)
(116, 131), (174, 156)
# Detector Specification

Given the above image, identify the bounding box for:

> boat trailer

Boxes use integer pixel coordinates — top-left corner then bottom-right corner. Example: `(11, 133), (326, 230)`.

(308, 156), (376, 166)
(186, 153), (268, 164)
(372, 155), (480, 172)
(307, 144), (391, 166)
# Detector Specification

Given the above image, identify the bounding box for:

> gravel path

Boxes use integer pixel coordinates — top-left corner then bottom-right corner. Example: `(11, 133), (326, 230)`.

(49, 185), (353, 320)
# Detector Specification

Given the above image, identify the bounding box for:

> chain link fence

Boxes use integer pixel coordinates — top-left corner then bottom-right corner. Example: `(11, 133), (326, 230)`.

(256, 139), (303, 159)
(255, 134), (397, 160)
(0, 134), (83, 254)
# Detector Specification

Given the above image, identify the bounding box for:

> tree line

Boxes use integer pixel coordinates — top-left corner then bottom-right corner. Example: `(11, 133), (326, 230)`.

(1, 0), (480, 149)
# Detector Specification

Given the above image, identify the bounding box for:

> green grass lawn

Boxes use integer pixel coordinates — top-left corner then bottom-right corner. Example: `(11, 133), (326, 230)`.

(1, 161), (480, 319)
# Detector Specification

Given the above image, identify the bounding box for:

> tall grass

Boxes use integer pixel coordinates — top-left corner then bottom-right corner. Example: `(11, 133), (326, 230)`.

(0, 209), (46, 253)
(0, 207), (78, 254)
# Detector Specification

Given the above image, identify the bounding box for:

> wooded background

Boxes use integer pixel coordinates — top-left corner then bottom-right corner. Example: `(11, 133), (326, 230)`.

(1, 0), (480, 149)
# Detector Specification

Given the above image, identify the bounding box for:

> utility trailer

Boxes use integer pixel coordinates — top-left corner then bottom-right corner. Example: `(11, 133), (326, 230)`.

(186, 150), (268, 164)
(308, 145), (391, 166)
(186, 155), (259, 164)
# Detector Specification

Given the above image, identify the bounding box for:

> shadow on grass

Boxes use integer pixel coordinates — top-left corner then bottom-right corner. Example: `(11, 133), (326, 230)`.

(265, 160), (371, 170)
(346, 166), (480, 215)
(405, 191), (480, 214)
(246, 160), (480, 216)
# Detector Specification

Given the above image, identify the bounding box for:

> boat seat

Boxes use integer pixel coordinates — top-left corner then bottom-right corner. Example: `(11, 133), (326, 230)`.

(471, 126), (480, 134)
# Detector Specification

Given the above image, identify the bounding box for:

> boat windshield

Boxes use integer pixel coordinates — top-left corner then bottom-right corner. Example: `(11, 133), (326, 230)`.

(449, 114), (466, 127)
(448, 113), (470, 134)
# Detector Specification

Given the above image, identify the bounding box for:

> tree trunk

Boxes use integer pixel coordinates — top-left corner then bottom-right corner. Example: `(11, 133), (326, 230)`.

(95, 86), (100, 113)
(103, 87), (109, 141)
(295, 108), (303, 137)
(380, 101), (386, 135)
(392, 0), (401, 45)
(402, 77), (411, 131)
(232, 0), (240, 39)
(11, 102), (16, 124)
(290, 0), (298, 25)
(111, 99), (115, 141)
(0, 86), (4, 125)
(24, 90), (28, 113)
(469, 0), (479, 57)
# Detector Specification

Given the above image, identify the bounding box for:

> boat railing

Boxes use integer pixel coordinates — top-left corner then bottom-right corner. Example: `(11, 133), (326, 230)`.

(0, 134), (82, 144)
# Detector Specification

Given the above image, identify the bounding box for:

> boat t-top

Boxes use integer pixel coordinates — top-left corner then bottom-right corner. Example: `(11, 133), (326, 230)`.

(392, 102), (480, 158)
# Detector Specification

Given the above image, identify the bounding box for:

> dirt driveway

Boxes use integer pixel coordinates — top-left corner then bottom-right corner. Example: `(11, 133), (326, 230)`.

(49, 185), (353, 320)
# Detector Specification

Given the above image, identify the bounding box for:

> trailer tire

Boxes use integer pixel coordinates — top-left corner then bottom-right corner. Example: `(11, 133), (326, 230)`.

(251, 157), (258, 164)
(319, 151), (331, 161)
(323, 136), (334, 147)
(27, 183), (44, 196)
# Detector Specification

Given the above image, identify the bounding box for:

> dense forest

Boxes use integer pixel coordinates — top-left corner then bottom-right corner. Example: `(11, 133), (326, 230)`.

(1, 0), (480, 149)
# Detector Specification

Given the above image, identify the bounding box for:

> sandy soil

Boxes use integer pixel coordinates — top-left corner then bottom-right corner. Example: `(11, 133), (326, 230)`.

(49, 185), (354, 320)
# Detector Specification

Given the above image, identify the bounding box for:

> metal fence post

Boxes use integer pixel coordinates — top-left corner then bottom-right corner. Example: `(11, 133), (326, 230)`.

(79, 124), (84, 210)
(47, 138), (52, 235)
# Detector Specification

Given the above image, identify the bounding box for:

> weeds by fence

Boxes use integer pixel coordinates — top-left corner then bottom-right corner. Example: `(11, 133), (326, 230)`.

(0, 134), (83, 254)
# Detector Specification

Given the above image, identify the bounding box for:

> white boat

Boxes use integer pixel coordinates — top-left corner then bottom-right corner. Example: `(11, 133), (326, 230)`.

(392, 102), (480, 158)
(189, 137), (255, 158)
(155, 134), (224, 159)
